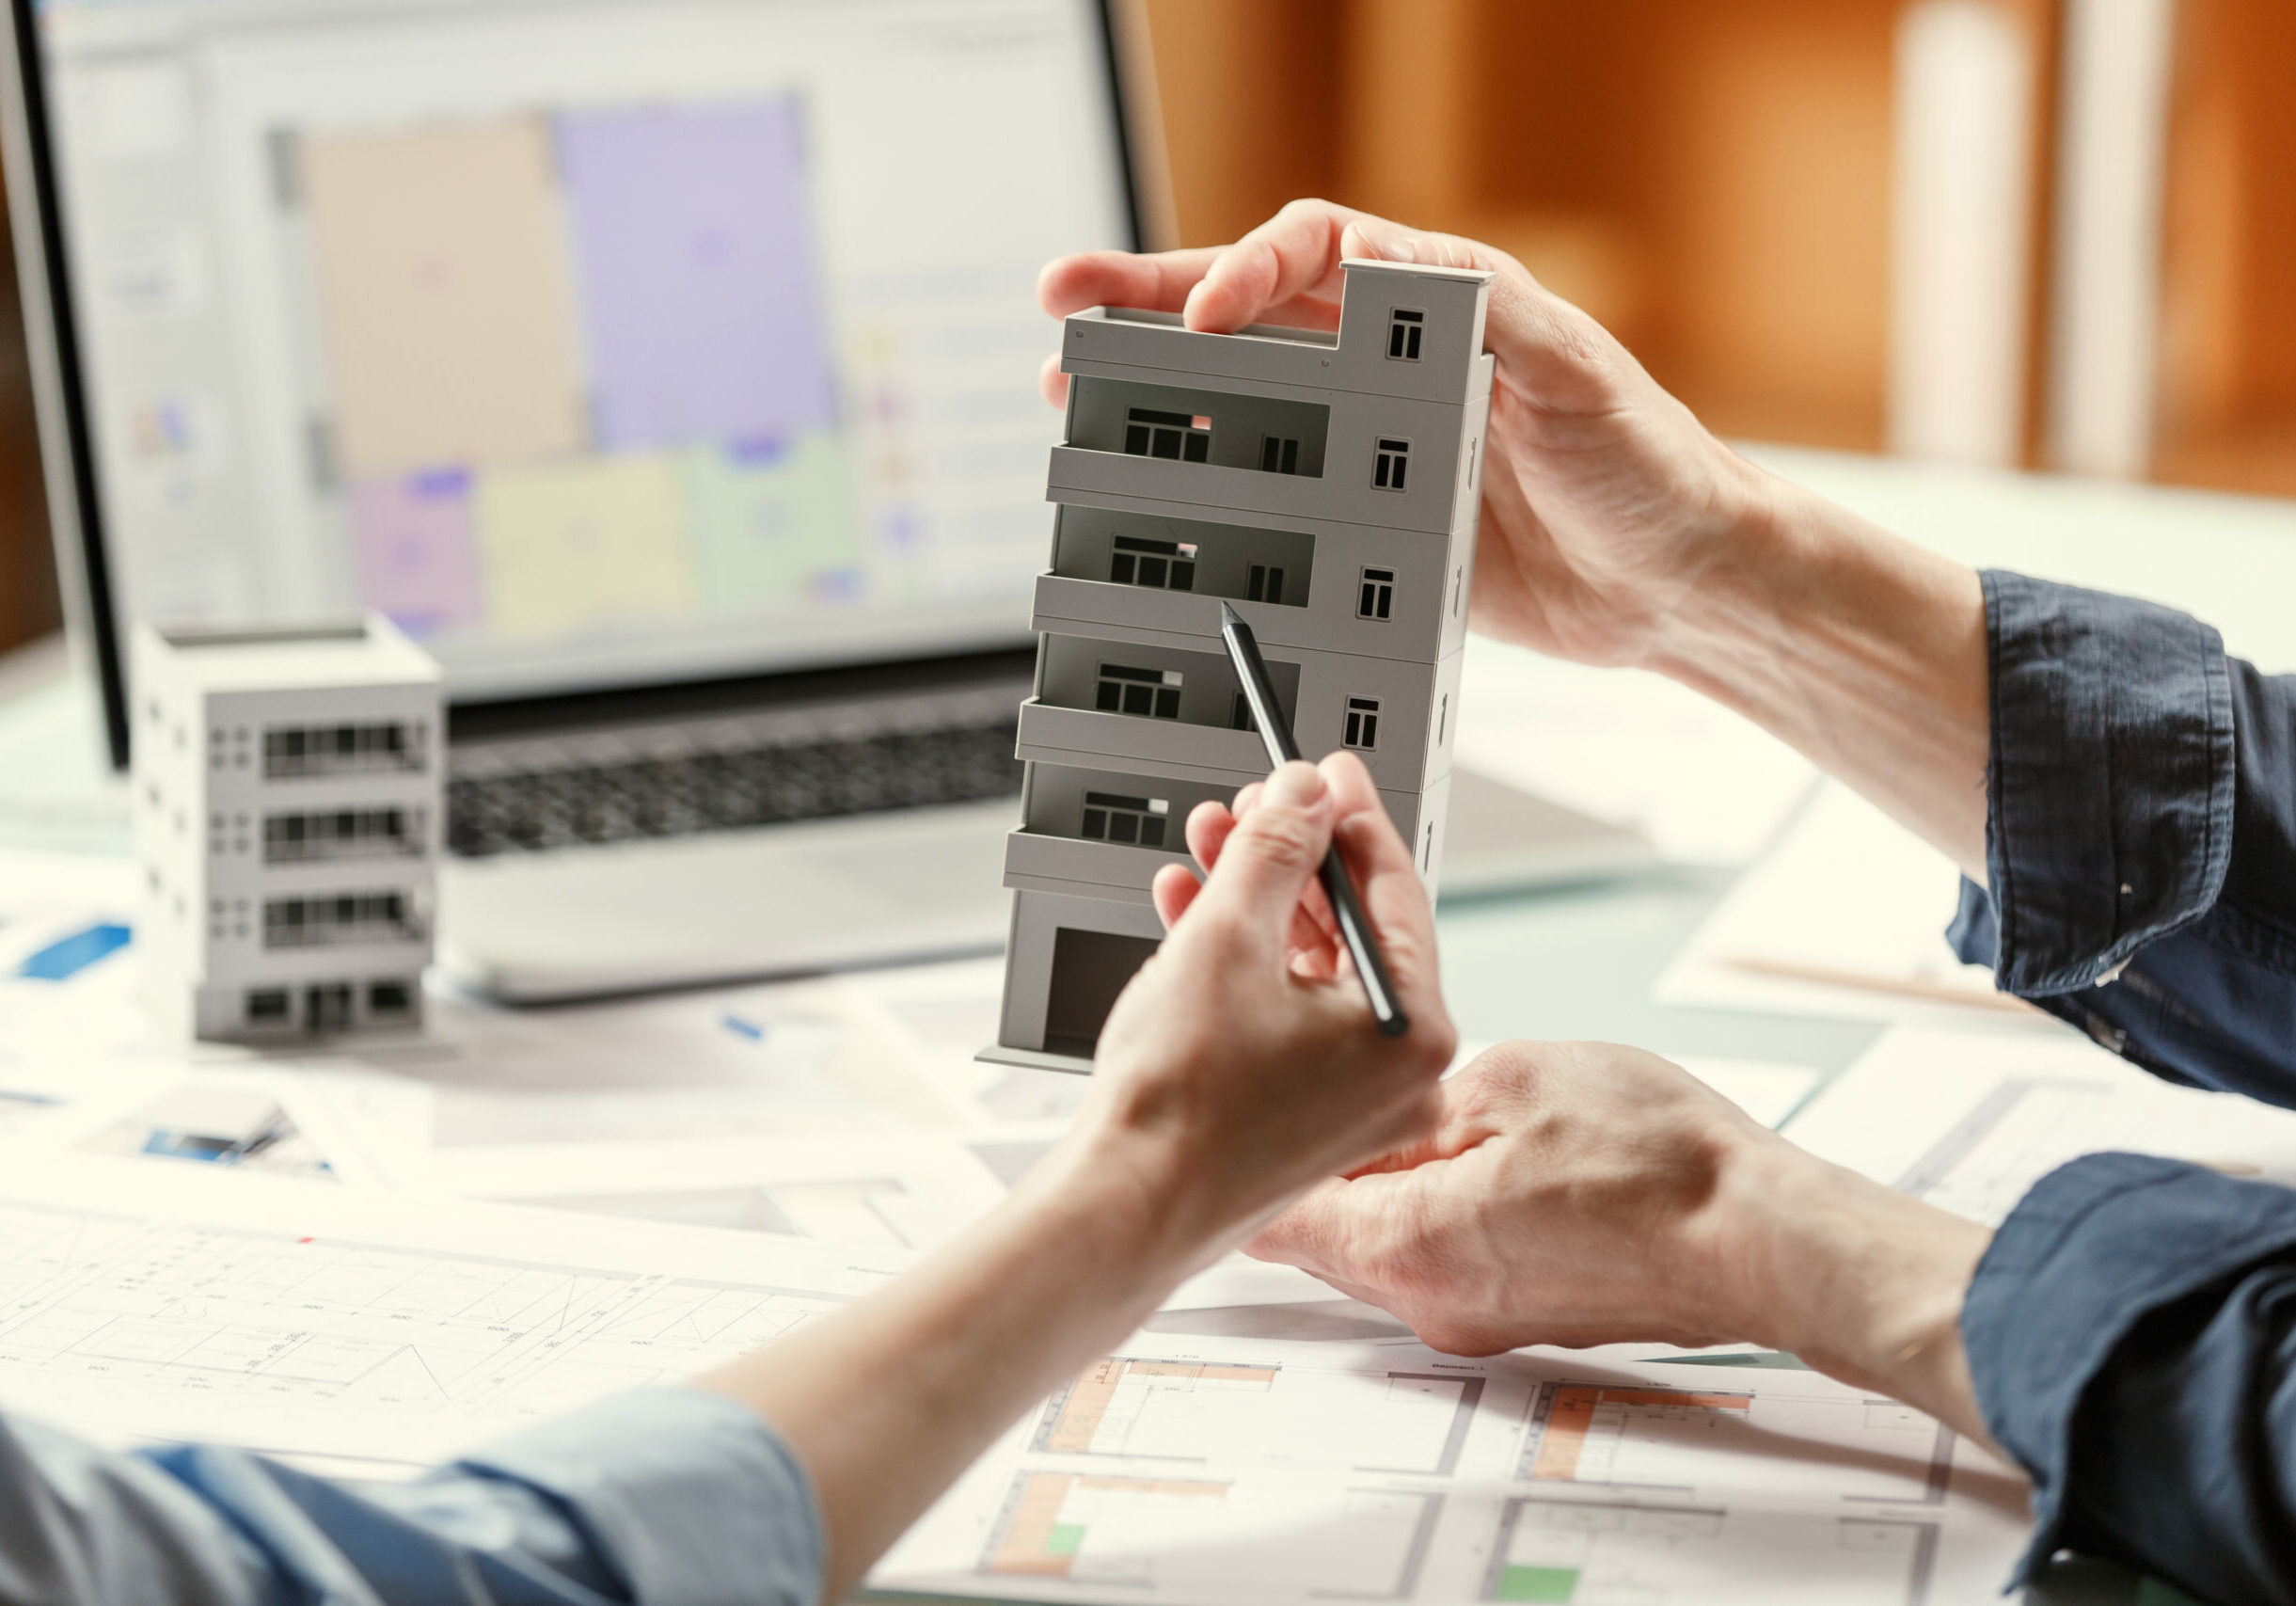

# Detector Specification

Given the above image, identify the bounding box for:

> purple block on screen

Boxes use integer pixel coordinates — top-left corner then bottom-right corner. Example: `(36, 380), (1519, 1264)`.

(557, 99), (838, 450)
(348, 469), (484, 637)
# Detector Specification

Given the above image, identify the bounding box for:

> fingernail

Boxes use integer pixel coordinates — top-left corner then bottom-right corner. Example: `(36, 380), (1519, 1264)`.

(1355, 223), (1417, 264)
(1264, 760), (1328, 808)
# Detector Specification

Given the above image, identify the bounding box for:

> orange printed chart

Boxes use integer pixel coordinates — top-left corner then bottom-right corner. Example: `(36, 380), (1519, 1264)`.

(1033, 1353), (1481, 1472)
(1517, 1380), (1953, 1504)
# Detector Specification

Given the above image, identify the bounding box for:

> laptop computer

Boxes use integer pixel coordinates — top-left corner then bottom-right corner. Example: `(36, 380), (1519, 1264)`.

(3, 0), (1651, 1002)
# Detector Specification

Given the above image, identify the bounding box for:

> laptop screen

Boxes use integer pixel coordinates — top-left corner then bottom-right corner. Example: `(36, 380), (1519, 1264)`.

(24, 0), (1133, 704)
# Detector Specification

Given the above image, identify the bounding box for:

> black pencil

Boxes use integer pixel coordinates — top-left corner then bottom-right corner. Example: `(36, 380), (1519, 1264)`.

(1216, 601), (1409, 1039)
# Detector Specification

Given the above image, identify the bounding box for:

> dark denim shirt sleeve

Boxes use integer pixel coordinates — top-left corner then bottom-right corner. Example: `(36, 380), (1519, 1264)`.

(1946, 570), (2296, 1598)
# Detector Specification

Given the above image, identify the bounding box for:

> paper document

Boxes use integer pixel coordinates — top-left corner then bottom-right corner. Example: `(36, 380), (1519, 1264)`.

(0, 852), (152, 1073)
(1788, 1026), (2296, 1225)
(1656, 783), (2027, 1024)
(320, 976), (974, 1150)
(874, 1330), (2028, 1606)
(0, 1152), (907, 1467)
(434, 1130), (1012, 1253)
(1454, 640), (1815, 867)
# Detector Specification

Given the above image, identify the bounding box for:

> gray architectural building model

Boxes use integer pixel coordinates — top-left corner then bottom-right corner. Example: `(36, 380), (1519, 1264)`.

(982, 257), (1496, 1072)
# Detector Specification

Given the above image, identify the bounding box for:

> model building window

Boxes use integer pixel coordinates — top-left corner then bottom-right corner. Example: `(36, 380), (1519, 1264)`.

(1259, 435), (1302, 474)
(1386, 309), (1425, 361)
(1109, 534), (1196, 590)
(1245, 564), (1286, 605)
(1231, 692), (1254, 731)
(1080, 791), (1169, 848)
(1357, 566), (1396, 620)
(1095, 663), (1182, 720)
(1372, 438), (1411, 491)
(1124, 407), (1211, 463)
(1343, 696), (1382, 751)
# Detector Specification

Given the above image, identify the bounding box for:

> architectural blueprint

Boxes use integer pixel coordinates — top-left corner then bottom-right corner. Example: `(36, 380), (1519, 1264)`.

(874, 1332), (2031, 1606)
(0, 1146), (2033, 1599)
(0, 1152), (901, 1467)
(1789, 1025), (2296, 1225)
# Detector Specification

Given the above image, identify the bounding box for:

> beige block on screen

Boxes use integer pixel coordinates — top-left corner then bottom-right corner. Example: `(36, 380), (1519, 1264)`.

(302, 116), (586, 477)
(474, 455), (696, 640)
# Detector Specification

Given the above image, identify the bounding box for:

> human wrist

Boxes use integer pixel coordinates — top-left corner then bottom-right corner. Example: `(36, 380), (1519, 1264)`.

(1637, 467), (1842, 687)
(1719, 1140), (1994, 1441)
(1013, 1108), (1243, 1294)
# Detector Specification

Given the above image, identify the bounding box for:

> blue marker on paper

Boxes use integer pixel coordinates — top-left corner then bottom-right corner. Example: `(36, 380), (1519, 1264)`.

(721, 1012), (768, 1042)
(16, 923), (132, 982)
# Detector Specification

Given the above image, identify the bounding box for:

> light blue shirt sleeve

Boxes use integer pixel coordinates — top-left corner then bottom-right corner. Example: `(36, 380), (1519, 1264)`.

(0, 1387), (821, 1606)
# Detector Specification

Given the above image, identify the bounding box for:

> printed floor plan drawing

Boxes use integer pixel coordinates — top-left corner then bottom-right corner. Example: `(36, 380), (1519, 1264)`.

(0, 1153), (2030, 1604)
(0, 1168), (887, 1465)
(1035, 1354), (1481, 1474)
(1482, 1499), (1940, 1606)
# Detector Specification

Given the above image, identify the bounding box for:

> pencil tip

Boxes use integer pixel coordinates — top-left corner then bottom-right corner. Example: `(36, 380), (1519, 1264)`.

(1219, 600), (1242, 627)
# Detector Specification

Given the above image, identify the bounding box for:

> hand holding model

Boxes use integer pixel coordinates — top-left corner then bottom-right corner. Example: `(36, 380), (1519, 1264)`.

(1041, 199), (1993, 876)
(711, 754), (1456, 1599)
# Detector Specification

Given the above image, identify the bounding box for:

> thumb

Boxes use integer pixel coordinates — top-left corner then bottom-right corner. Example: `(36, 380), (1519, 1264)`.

(1247, 1169), (1407, 1283)
(1342, 219), (1633, 418)
(1186, 761), (1333, 946)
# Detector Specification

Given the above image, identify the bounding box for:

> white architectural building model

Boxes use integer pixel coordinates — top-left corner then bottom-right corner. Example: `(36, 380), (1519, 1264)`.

(133, 615), (442, 1042)
(984, 257), (1496, 1070)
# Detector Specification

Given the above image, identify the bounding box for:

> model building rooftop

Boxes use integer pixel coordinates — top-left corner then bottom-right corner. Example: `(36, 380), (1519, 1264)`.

(149, 617), (439, 692)
(1062, 259), (1496, 409)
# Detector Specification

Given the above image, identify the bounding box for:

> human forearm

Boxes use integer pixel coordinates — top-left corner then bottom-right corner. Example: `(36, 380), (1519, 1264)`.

(701, 1126), (1213, 1602)
(1642, 473), (1991, 880)
(704, 758), (1454, 1605)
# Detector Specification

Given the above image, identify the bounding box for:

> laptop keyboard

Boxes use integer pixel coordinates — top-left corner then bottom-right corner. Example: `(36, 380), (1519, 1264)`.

(447, 711), (1024, 859)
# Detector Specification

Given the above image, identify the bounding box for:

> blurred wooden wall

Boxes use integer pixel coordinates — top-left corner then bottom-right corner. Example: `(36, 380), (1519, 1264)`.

(1142, 0), (1905, 450)
(0, 1), (2291, 655)
(1141, 0), (2296, 493)
(2155, 0), (2296, 495)
(0, 168), (55, 657)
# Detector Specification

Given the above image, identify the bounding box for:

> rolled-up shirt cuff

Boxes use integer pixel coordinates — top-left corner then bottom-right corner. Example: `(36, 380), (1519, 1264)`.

(453, 1387), (821, 1606)
(1948, 570), (2235, 995)
(1961, 1152), (2296, 1582)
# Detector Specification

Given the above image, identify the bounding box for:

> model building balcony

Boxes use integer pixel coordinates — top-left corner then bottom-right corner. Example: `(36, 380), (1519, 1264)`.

(1036, 506), (1460, 664)
(1069, 376), (1331, 476)
(262, 805), (427, 863)
(1053, 505), (1314, 606)
(261, 889), (427, 949)
(262, 719), (429, 778)
(1005, 766), (1235, 905)
(1015, 636), (1299, 786)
